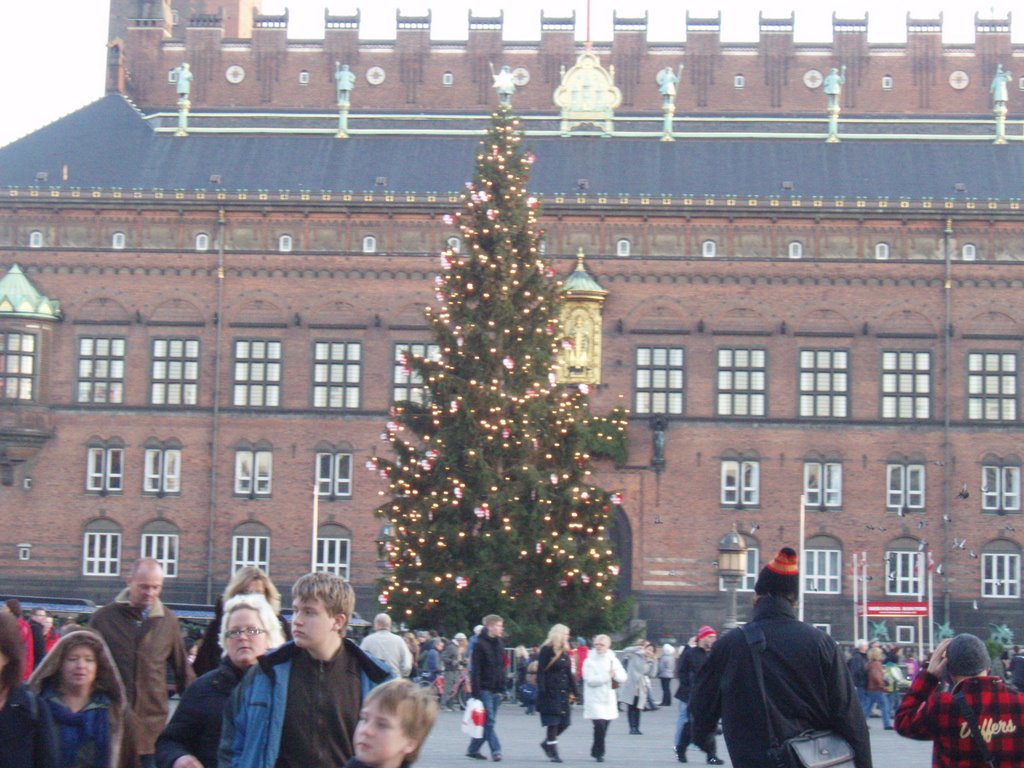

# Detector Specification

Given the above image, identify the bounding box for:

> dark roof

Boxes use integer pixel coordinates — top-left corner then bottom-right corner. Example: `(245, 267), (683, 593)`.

(1, 95), (1022, 200)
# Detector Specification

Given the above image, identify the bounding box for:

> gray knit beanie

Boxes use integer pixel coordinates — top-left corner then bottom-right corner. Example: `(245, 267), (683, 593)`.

(946, 634), (991, 677)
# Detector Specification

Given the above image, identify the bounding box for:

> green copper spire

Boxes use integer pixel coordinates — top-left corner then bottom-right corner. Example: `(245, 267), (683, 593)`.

(0, 264), (61, 320)
(561, 248), (607, 296)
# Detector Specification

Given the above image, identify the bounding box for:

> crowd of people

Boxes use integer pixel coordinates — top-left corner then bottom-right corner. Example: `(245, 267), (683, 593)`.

(3, 550), (1024, 767)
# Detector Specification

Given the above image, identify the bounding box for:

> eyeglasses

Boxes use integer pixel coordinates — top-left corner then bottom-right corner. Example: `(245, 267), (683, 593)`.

(226, 627), (267, 640)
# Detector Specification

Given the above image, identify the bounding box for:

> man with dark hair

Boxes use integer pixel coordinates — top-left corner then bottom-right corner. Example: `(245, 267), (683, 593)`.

(90, 558), (193, 768)
(690, 547), (872, 768)
(466, 614), (506, 761)
(29, 607), (47, 668)
(896, 633), (1024, 765)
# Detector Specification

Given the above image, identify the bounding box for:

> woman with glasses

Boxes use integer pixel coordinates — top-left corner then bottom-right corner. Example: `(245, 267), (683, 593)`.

(156, 594), (284, 768)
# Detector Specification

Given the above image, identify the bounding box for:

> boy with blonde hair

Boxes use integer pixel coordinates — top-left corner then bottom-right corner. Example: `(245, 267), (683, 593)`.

(349, 678), (439, 768)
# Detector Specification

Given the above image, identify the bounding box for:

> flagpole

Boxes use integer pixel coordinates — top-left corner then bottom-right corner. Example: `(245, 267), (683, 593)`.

(798, 494), (806, 622)
(852, 552), (859, 645)
(861, 553), (869, 640)
(311, 482), (319, 572)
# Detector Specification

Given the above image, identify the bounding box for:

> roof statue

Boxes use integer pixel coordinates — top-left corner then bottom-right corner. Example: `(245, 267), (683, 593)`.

(174, 62), (192, 99)
(490, 63), (515, 107)
(335, 62), (356, 107)
(656, 66), (683, 107)
(553, 51), (622, 137)
(823, 66), (846, 110)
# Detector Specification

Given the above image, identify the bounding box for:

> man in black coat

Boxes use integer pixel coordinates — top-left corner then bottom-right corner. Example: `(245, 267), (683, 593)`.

(674, 626), (723, 764)
(466, 614), (507, 761)
(690, 547), (872, 768)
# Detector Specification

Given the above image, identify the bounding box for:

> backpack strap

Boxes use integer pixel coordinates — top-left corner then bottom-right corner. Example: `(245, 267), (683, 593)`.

(954, 691), (997, 768)
(741, 622), (781, 751)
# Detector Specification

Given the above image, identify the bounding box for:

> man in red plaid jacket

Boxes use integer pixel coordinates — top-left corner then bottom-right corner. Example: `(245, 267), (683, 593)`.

(895, 633), (1024, 766)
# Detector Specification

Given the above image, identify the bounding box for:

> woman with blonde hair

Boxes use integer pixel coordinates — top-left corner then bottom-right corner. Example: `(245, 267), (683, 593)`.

(192, 566), (288, 676)
(537, 624), (577, 763)
(582, 634), (627, 762)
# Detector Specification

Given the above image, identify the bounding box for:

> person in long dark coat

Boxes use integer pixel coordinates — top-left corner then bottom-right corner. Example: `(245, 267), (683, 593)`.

(536, 624), (578, 764)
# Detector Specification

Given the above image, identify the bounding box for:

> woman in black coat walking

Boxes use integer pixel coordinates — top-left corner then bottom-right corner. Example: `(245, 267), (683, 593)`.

(537, 624), (578, 763)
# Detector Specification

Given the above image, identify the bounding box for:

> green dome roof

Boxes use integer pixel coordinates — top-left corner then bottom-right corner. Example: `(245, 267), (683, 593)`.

(561, 249), (607, 296)
(0, 264), (62, 320)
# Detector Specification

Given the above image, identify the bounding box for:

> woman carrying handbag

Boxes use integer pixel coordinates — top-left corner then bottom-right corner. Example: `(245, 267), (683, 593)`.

(582, 635), (628, 762)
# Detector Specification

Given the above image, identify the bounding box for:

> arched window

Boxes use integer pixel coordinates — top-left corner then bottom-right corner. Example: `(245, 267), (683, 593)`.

(315, 523), (352, 578)
(195, 233), (210, 252)
(232, 521), (270, 573)
(702, 240), (717, 258)
(82, 518), (122, 576)
(278, 234), (292, 253)
(362, 235), (377, 254)
(885, 537), (923, 596)
(140, 519), (180, 577)
(734, 75), (746, 89)
(882, 75), (894, 91)
(804, 535), (842, 594)
(962, 244), (977, 261)
(111, 232), (126, 250)
(982, 539), (1021, 598)
(788, 241), (803, 259)
(29, 230), (43, 248)
(446, 236), (460, 254)
(298, 70), (310, 85)
(875, 243), (890, 260)
(616, 238), (631, 257)
(442, 72), (454, 87)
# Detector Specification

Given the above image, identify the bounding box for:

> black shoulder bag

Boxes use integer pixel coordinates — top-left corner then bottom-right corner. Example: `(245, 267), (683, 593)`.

(953, 691), (997, 768)
(741, 623), (856, 768)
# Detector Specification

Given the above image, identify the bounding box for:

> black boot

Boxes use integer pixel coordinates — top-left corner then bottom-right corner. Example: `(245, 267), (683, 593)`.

(541, 741), (554, 759)
(706, 757), (724, 766)
(547, 742), (562, 763)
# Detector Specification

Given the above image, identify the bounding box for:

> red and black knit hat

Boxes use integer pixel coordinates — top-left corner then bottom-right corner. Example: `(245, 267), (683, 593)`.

(754, 547), (799, 596)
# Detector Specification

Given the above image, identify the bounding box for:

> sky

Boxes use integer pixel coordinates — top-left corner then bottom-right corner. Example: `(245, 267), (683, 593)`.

(0, 1), (1017, 148)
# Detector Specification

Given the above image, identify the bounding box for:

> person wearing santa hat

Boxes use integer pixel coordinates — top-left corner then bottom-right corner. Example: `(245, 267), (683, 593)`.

(689, 548), (872, 768)
(674, 625), (723, 764)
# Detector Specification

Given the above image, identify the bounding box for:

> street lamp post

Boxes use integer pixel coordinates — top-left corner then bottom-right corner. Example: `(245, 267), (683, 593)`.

(719, 526), (749, 629)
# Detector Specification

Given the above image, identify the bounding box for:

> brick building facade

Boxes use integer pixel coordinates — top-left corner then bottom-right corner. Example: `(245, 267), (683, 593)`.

(1, 0), (1023, 642)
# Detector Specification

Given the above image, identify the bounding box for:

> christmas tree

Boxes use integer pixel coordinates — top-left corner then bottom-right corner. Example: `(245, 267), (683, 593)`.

(370, 106), (628, 639)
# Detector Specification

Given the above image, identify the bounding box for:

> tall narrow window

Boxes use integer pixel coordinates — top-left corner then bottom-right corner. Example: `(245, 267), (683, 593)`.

(0, 331), (36, 401)
(962, 244), (977, 261)
(982, 462), (1021, 513)
(788, 241), (803, 259)
(887, 463), (926, 512)
(86, 445), (124, 494)
(143, 446), (181, 495)
(874, 243), (890, 260)
(195, 233), (210, 251)
(312, 341), (361, 409)
(717, 348), (766, 416)
(804, 461), (843, 509)
(77, 337), (126, 404)
(362, 235), (377, 254)
(616, 239), (631, 257)
(111, 232), (126, 250)
(315, 451), (353, 499)
(233, 340), (282, 407)
(721, 459), (759, 507)
(278, 234), (293, 252)
(702, 240), (717, 258)
(29, 230), (43, 248)
(235, 449), (272, 497)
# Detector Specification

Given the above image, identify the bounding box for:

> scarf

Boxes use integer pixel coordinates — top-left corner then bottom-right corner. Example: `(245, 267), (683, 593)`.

(43, 688), (111, 768)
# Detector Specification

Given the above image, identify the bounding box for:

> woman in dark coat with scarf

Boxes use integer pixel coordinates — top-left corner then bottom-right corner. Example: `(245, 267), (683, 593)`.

(536, 624), (578, 763)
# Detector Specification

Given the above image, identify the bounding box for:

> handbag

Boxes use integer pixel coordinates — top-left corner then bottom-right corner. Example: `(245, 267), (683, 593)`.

(741, 623), (856, 768)
(610, 659), (621, 689)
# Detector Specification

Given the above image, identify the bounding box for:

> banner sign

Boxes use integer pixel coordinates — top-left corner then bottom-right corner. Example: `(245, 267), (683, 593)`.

(861, 601), (929, 617)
